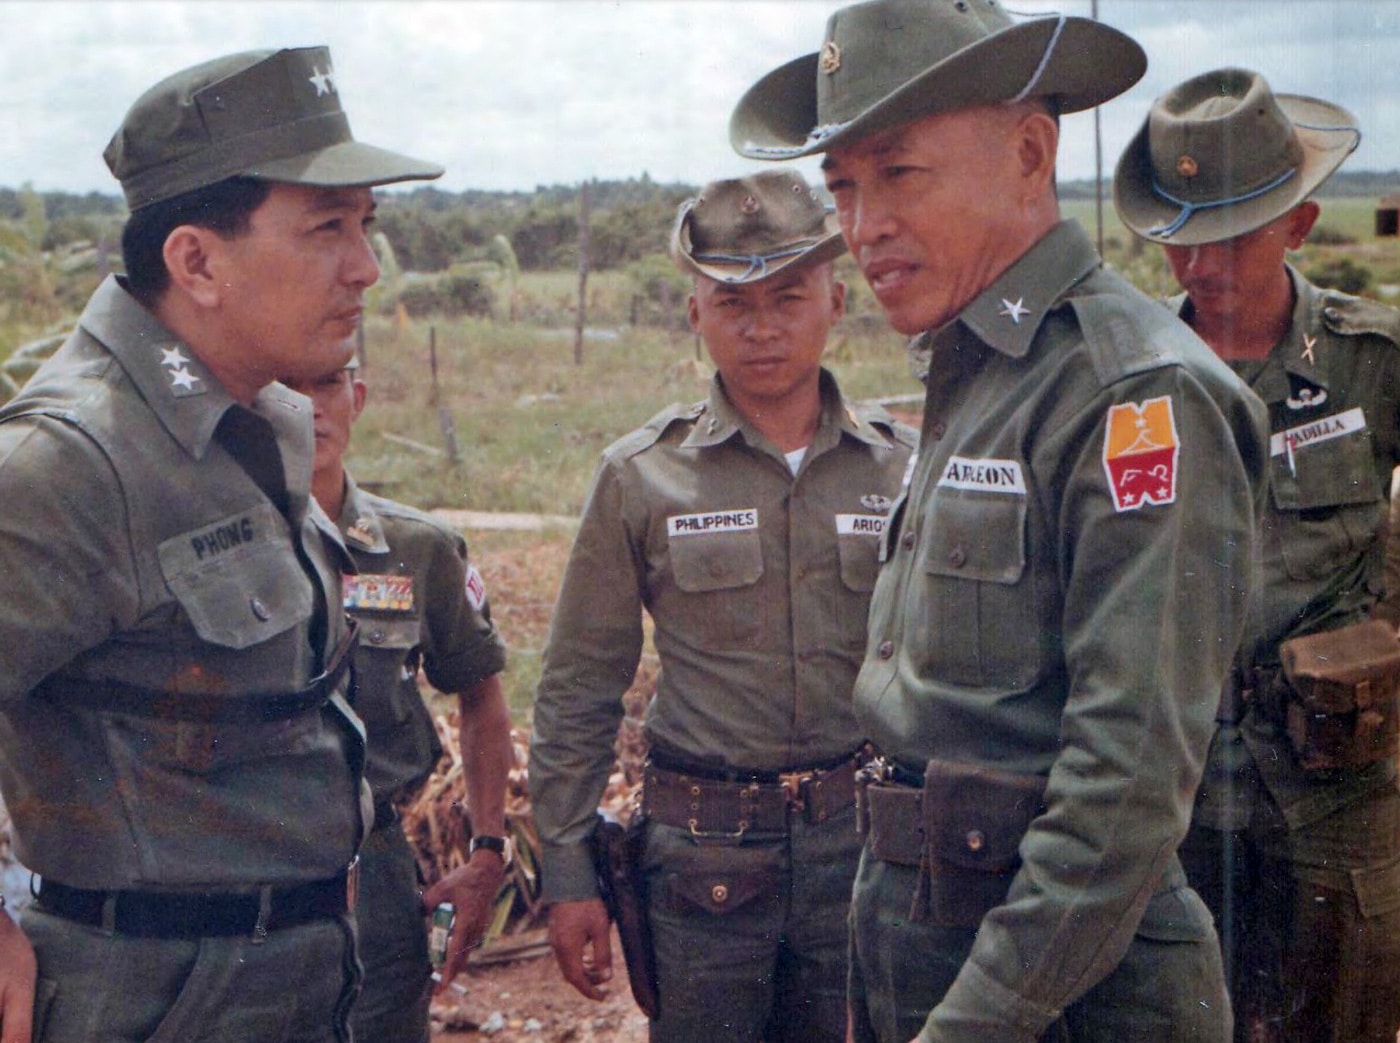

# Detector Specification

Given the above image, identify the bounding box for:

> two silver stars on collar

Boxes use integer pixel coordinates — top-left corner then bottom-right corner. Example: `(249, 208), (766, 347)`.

(159, 345), (200, 392)
(999, 298), (1030, 325)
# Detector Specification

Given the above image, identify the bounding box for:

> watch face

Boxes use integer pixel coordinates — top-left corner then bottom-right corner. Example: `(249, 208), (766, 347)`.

(471, 834), (512, 866)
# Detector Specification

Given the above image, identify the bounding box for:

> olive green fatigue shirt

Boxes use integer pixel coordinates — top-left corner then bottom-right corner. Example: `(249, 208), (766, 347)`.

(854, 222), (1269, 1039)
(530, 370), (916, 903)
(338, 474), (507, 805)
(1175, 267), (1400, 829)
(0, 275), (368, 890)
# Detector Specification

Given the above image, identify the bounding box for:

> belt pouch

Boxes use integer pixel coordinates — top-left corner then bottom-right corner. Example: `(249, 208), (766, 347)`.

(915, 759), (1047, 927)
(1280, 619), (1400, 771)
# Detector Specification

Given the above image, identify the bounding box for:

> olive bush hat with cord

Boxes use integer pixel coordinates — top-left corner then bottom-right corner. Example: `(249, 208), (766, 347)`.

(105, 46), (443, 211)
(730, 0), (1145, 161)
(1113, 67), (1360, 246)
(670, 169), (847, 285)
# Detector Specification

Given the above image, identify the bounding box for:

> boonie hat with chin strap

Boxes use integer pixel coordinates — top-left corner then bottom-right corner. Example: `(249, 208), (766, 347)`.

(730, 0), (1145, 161)
(670, 169), (847, 285)
(1113, 67), (1360, 245)
(105, 46), (443, 211)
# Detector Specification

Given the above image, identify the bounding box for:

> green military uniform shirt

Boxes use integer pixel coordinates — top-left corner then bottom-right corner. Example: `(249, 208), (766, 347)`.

(530, 370), (916, 902)
(854, 221), (1269, 1037)
(1175, 266), (1400, 829)
(0, 275), (368, 890)
(338, 474), (506, 805)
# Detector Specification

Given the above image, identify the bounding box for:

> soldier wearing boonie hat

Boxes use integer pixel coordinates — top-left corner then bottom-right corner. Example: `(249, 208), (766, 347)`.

(530, 168), (915, 1043)
(0, 48), (439, 1042)
(1116, 68), (1400, 1043)
(731, 3), (1272, 1041)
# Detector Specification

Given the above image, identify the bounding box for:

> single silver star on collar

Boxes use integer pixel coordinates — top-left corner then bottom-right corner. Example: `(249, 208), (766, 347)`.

(159, 346), (189, 369)
(1301, 334), (1317, 365)
(999, 298), (1030, 324)
(169, 367), (200, 390)
(308, 65), (336, 96)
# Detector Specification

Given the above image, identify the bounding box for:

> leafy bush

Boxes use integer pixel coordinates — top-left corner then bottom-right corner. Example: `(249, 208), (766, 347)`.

(1305, 256), (1372, 295)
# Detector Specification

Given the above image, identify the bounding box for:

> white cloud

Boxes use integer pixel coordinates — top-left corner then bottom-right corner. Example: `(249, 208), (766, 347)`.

(0, 0), (1396, 198)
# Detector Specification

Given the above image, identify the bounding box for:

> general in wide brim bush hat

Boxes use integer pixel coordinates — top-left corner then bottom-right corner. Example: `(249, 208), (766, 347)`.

(670, 169), (847, 284)
(730, 0), (1145, 160)
(105, 46), (444, 211)
(1114, 68), (1360, 246)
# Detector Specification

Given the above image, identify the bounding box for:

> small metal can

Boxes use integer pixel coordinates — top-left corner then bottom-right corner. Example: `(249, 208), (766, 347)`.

(429, 902), (455, 968)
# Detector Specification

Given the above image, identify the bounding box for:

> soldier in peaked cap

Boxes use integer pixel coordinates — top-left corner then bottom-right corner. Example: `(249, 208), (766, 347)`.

(529, 168), (915, 1043)
(1116, 69), (1400, 1043)
(733, 3), (1271, 1041)
(0, 47), (439, 1042)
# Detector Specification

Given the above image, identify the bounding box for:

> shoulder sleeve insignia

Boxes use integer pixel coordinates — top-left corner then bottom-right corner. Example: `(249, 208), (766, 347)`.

(464, 564), (488, 611)
(1102, 396), (1179, 512)
(343, 572), (415, 612)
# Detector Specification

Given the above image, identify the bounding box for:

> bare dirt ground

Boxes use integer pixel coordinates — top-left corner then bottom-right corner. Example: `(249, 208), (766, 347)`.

(431, 927), (648, 1042)
(427, 522), (649, 1041)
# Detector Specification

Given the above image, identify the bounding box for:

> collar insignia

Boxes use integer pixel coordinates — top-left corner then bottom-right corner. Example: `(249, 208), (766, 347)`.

(346, 519), (375, 545)
(999, 298), (1030, 324)
(1301, 334), (1317, 366)
(157, 343), (204, 396)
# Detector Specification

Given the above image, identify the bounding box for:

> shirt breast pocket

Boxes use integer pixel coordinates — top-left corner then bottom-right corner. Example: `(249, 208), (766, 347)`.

(1269, 426), (1382, 582)
(919, 492), (1032, 688)
(158, 503), (313, 649)
(349, 614), (422, 729)
(668, 529), (765, 648)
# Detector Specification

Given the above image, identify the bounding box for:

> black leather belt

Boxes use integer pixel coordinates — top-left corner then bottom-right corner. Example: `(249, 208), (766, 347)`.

(36, 871), (352, 940)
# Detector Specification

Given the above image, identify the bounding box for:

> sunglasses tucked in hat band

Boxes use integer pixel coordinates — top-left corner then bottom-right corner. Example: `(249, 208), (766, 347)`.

(671, 170), (847, 286)
(730, 0), (1145, 161)
(106, 47), (443, 211)
(1114, 68), (1359, 246)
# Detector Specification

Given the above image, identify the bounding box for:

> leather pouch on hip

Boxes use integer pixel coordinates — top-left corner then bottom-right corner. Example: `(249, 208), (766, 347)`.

(1280, 619), (1400, 771)
(664, 843), (782, 920)
(914, 759), (1047, 927)
(591, 812), (659, 1019)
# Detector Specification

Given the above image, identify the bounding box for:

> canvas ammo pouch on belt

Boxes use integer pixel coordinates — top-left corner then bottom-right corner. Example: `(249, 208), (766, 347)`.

(865, 759), (1047, 926)
(1279, 618), (1400, 771)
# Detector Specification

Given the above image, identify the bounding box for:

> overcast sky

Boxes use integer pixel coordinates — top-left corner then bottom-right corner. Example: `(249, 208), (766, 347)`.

(1, 1), (1397, 198)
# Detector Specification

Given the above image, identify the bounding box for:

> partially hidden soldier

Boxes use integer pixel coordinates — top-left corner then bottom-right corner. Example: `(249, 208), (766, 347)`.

(1115, 68), (1400, 1043)
(731, 2), (1271, 1040)
(528, 168), (916, 1043)
(282, 357), (513, 1043)
(0, 48), (441, 1043)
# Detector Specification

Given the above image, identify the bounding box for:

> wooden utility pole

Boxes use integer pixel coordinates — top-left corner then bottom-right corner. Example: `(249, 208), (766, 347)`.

(574, 180), (592, 366)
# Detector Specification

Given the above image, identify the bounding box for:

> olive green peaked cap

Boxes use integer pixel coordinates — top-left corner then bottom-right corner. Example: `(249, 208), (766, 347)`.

(671, 169), (846, 284)
(105, 47), (443, 211)
(1113, 68), (1360, 246)
(731, 0), (1145, 160)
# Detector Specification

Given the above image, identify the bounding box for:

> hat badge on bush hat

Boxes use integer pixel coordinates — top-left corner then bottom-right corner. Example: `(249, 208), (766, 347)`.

(670, 169), (847, 284)
(1113, 67), (1359, 245)
(105, 46), (443, 211)
(730, 0), (1145, 160)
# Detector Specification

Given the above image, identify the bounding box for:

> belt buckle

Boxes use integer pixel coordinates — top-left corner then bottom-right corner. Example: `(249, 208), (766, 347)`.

(779, 770), (811, 815)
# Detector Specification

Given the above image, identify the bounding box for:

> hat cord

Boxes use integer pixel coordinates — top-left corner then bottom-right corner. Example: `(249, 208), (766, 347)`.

(692, 244), (815, 282)
(1008, 13), (1066, 104)
(1146, 166), (1298, 239)
(1144, 118), (1361, 239)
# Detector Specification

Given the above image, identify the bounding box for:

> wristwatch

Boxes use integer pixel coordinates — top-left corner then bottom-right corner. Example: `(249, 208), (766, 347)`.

(468, 834), (514, 867)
